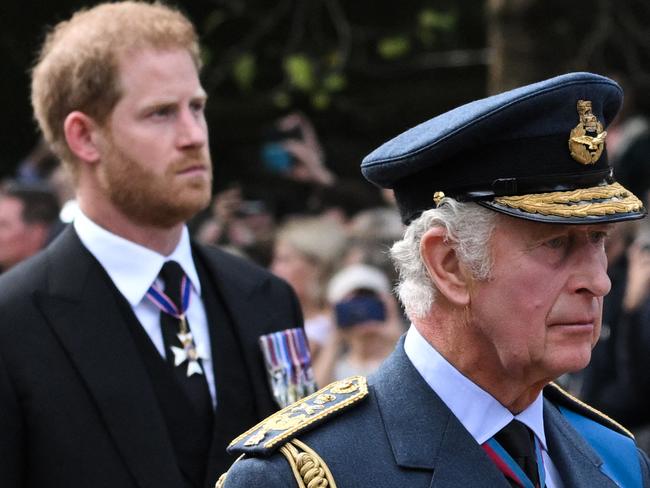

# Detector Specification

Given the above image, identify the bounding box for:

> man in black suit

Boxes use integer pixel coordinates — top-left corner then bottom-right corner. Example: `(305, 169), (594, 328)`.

(0, 3), (309, 487)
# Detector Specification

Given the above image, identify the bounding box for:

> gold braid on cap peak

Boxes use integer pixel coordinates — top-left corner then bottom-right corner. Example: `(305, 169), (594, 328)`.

(493, 182), (643, 217)
(280, 438), (337, 488)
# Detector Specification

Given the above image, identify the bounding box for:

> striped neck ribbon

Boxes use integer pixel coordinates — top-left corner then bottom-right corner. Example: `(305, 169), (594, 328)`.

(146, 274), (192, 324)
(482, 435), (546, 488)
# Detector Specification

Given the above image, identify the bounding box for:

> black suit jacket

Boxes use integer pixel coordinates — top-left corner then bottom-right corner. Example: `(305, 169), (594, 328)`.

(0, 226), (304, 488)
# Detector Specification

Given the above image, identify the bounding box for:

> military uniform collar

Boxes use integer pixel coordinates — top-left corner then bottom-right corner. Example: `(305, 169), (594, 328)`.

(403, 325), (548, 451)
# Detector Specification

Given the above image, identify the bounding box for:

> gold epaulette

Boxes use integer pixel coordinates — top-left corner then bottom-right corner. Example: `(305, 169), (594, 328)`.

(228, 376), (368, 456)
(545, 382), (634, 438)
(215, 440), (337, 488)
(280, 438), (338, 488)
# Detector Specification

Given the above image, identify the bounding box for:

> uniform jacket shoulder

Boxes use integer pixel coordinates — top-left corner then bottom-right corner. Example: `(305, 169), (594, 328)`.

(544, 382), (649, 488)
(545, 382), (633, 438)
(220, 376), (371, 488)
(228, 376), (369, 457)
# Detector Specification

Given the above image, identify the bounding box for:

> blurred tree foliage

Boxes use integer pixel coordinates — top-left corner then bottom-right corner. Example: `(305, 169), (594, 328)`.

(488, 0), (650, 95)
(6, 1), (647, 191)
(188, 0), (488, 188)
(197, 1), (484, 111)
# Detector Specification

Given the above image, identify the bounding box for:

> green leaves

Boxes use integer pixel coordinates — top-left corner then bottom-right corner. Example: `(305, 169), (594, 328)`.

(322, 72), (346, 92)
(377, 8), (457, 58)
(419, 8), (455, 31)
(284, 54), (316, 92)
(232, 52), (256, 91)
(417, 8), (456, 47)
(272, 53), (347, 110)
(377, 36), (411, 60)
(200, 3), (464, 111)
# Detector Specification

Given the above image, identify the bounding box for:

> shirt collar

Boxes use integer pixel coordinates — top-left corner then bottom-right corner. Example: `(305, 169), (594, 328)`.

(73, 210), (201, 306)
(404, 325), (548, 451)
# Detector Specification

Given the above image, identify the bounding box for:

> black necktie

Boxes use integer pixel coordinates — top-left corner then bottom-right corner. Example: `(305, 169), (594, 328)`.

(159, 261), (214, 422)
(493, 420), (540, 487)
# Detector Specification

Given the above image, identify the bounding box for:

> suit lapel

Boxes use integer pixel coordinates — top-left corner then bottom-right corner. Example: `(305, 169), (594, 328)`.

(193, 246), (265, 340)
(36, 228), (185, 488)
(192, 245), (285, 416)
(544, 397), (619, 487)
(191, 244), (262, 391)
(371, 340), (510, 488)
(193, 245), (307, 484)
(192, 248), (260, 484)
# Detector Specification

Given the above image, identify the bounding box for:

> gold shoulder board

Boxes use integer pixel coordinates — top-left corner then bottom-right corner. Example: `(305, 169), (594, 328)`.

(228, 376), (368, 455)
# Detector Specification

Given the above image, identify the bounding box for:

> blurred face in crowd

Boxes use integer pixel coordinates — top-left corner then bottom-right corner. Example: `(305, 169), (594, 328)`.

(95, 47), (212, 228)
(454, 217), (612, 390)
(0, 195), (48, 269)
(271, 239), (320, 304)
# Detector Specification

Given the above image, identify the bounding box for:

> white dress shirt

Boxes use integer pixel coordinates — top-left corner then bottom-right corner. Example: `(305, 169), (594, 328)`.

(404, 325), (563, 487)
(74, 210), (216, 407)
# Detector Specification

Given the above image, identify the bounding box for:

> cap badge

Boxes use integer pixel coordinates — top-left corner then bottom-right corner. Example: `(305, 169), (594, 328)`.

(569, 100), (607, 165)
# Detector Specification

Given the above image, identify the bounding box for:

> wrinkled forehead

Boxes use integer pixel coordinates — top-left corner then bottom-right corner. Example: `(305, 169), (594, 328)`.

(494, 212), (614, 240)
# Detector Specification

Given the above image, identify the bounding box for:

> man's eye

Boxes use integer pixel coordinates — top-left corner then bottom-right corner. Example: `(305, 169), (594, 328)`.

(190, 101), (205, 114)
(589, 231), (608, 244)
(546, 236), (568, 249)
(151, 106), (173, 118)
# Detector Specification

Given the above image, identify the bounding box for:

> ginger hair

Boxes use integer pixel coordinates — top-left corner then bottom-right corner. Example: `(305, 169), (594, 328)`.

(31, 1), (201, 176)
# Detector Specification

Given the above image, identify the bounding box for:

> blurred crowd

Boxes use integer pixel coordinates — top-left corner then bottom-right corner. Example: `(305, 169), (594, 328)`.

(1, 110), (409, 389)
(3, 92), (650, 446)
(190, 112), (409, 385)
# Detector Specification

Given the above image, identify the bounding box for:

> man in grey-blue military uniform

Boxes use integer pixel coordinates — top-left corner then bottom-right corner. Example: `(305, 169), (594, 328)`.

(216, 72), (650, 487)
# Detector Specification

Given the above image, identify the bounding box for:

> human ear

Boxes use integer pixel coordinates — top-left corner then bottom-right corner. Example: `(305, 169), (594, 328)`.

(63, 111), (102, 164)
(420, 227), (471, 306)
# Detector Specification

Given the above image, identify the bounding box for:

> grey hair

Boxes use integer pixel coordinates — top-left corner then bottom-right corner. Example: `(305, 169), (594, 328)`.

(390, 199), (497, 319)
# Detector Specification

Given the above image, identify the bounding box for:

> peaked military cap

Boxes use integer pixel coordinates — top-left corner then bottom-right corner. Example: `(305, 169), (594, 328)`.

(362, 72), (645, 224)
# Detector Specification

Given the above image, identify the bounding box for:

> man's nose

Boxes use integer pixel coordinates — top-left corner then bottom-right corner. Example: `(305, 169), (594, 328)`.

(569, 246), (611, 298)
(176, 108), (207, 148)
